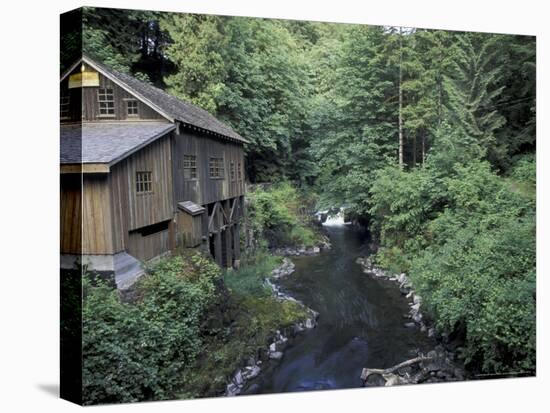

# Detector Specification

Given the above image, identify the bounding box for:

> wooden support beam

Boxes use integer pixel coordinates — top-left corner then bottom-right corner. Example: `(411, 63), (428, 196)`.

(208, 202), (219, 233)
(213, 232), (222, 266)
(229, 198), (237, 222)
(233, 222), (241, 269)
(224, 227), (233, 269)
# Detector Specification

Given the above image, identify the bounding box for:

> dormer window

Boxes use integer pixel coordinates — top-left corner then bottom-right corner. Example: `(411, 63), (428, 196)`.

(98, 88), (115, 117)
(126, 99), (138, 117)
(60, 94), (70, 120)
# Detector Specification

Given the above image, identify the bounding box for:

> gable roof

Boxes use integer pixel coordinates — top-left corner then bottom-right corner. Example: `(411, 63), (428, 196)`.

(60, 55), (247, 144)
(60, 122), (176, 165)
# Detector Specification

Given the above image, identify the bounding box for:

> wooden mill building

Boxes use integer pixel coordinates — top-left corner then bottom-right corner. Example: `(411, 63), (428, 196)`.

(60, 55), (247, 288)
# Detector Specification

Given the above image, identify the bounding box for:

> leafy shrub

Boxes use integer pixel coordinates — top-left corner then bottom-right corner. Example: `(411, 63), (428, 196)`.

(248, 182), (321, 248)
(82, 253), (221, 404)
(370, 158), (536, 374)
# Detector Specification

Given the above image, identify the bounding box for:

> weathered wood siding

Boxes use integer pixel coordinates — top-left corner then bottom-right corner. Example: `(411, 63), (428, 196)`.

(173, 130), (245, 206)
(60, 174), (82, 254)
(109, 133), (174, 259)
(82, 174), (114, 254)
(60, 173), (114, 255)
(127, 228), (170, 261)
(60, 67), (166, 123)
(176, 211), (203, 247)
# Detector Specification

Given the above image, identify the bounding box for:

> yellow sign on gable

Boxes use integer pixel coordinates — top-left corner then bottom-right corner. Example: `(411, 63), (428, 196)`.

(68, 71), (100, 89)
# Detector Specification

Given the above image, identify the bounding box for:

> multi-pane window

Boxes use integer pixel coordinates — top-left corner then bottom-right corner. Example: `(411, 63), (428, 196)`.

(126, 99), (138, 116)
(136, 171), (153, 194)
(60, 94), (70, 119)
(183, 155), (197, 180)
(230, 162), (236, 182)
(238, 162), (243, 181)
(98, 88), (115, 116)
(209, 157), (225, 179)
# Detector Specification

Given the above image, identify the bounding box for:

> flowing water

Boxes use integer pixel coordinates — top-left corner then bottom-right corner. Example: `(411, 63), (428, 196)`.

(247, 220), (437, 394)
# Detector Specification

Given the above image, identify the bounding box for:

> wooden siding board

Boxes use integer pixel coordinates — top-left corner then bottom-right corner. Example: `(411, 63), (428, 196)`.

(173, 130), (245, 206)
(60, 174), (82, 254)
(74, 174), (114, 255)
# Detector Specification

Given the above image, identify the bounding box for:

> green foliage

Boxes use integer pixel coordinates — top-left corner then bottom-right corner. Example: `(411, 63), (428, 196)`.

(161, 15), (315, 182)
(370, 156), (536, 374)
(248, 182), (320, 248)
(79, 7), (172, 85)
(444, 33), (507, 163)
(82, 254), (221, 404)
(224, 251), (282, 296)
(178, 250), (308, 398)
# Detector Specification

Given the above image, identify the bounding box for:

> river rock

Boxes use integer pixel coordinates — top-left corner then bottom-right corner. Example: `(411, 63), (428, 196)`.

(242, 365), (261, 380)
(269, 351), (283, 360)
(404, 322), (415, 328)
(233, 369), (244, 386)
(226, 382), (241, 397)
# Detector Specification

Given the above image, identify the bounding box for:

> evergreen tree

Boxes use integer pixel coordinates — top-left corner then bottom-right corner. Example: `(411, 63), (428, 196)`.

(444, 33), (506, 160)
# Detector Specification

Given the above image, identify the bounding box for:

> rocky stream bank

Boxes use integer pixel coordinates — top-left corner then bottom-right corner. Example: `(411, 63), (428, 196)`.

(225, 257), (319, 396)
(356, 256), (466, 386)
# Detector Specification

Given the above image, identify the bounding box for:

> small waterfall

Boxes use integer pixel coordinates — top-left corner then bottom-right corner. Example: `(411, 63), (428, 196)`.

(321, 207), (348, 227)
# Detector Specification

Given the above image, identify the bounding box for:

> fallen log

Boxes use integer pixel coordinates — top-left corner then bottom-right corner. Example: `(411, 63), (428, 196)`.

(360, 356), (432, 384)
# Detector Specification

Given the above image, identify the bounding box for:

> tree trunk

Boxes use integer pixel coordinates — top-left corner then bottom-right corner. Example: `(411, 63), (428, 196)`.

(413, 135), (417, 167)
(398, 27), (404, 169)
(361, 355), (432, 383)
(422, 134), (426, 166)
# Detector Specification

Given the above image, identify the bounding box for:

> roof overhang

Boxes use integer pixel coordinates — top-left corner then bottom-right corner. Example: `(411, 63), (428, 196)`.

(177, 201), (206, 216)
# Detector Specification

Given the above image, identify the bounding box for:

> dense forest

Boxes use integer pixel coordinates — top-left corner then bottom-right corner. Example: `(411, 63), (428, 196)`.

(68, 7), (536, 396)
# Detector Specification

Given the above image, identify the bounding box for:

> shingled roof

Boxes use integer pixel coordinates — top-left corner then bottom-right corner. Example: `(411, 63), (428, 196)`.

(60, 122), (176, 165)
(61, 55), (247, 144)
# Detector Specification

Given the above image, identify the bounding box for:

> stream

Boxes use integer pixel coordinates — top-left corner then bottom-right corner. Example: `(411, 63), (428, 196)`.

(246, 217), (437, 394)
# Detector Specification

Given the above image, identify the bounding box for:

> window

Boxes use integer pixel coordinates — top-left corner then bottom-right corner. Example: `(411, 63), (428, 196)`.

(183, 155), (197, 180)
(238, 162), (243, 182)
(126, 99), (138, 116)
(136, 171), (153, 194)
(60, 94), (70, 119)
(230, 162), (236, 182)
(98, 88), (115, 116)
(209, 157), (225, 179)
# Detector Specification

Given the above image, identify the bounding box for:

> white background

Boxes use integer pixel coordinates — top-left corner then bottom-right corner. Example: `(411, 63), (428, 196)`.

(0, 0), (548, 411)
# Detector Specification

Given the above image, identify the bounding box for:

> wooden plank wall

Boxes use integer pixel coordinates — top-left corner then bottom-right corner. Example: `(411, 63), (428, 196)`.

(109, 133), (174, 259)
(60, 173), (115, 255)
(127, 229), (169, 261)
(173, 130), (245, 206)
(176, 212), (203, 247)
(60, 174), (82, 254)
(60, 67), (166, 123)
(82, 174), (114, 254)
